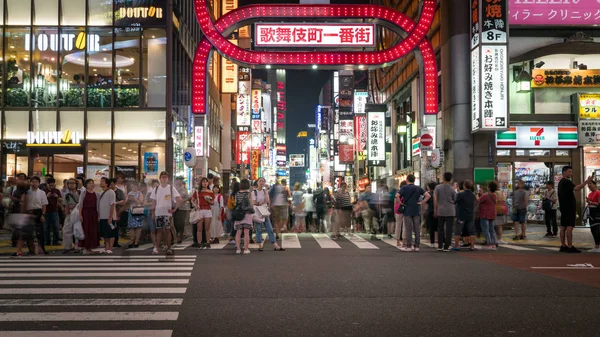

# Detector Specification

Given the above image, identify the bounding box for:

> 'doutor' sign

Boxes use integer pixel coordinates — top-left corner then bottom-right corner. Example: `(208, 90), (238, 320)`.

(420, 133), (433, 147)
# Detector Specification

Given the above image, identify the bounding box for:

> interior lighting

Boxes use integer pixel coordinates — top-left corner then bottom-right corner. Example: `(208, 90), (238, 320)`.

(311, 64), (317, 69)
(266, 64), (271, 69)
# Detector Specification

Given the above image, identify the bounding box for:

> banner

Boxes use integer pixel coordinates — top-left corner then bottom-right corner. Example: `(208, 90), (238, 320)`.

(255, 23), (375, 47)
(339, 144), (354, 164)
(251, 150), (260, 181)
(354, 115), (367, 152)
(367, 111), (386, 166)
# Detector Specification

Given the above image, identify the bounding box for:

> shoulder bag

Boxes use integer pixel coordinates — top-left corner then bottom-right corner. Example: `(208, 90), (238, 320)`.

(397, 186), (416, 214)
(189, 192), (202, 224)
(542, 190), (555, 212)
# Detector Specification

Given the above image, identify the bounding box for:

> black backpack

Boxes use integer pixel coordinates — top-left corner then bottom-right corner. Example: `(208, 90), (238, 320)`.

(232, 192), (253, 221)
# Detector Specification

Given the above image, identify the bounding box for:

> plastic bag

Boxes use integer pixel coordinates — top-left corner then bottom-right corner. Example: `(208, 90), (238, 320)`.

(71, 208), (85, 240)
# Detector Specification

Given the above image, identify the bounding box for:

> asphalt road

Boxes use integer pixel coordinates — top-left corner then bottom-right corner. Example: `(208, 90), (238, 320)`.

(1, 234), (599, 337)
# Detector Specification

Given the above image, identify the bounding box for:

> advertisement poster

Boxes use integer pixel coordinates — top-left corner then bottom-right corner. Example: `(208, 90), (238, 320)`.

(115, 166), (137, 182)
(144, 152), (159, 175)
(86, 165), (110, 187)
(367, 111), (386, 166)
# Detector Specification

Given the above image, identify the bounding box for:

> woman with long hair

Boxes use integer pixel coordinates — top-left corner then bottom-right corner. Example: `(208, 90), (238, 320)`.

(252, 177), (285, 251)
(234, 179), (254, 254)
(192, 177), (214, 249)
(210, 185), (224, 243)
(126, 181), (144, 248)
(291, 182), (306, 233)
(78, 179), (99, 254)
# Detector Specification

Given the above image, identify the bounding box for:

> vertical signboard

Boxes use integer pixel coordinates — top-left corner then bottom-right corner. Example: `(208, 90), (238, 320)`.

(221, 41), (238, 93)
(194, 126), (204, 156)
(367, 110), (386, 166)
(237, 67), (251, 126)
(251, 89), (262, 119)
(236, 126), (250, 165)
(354, 91), (368, 115)
(470, 0), (509, 132)
(354, 115), (367, 152)
(275, 70), (287, 168)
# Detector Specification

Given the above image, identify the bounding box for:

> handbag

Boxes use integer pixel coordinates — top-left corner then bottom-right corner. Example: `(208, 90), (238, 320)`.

(396, 186), (417, 214)
(131, 207), (145, 215)
(256, 205), (271, 217)
(542, 190), (555, 212)
(252, 207), (265, 223)
(189, 193), (202, 224)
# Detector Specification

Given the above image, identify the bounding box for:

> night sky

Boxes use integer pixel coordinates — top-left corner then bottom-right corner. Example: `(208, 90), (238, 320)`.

(238, 0), (372, 156)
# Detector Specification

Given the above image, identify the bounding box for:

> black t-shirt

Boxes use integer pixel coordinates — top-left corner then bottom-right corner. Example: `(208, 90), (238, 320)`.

(456, 190), (476, 221)
(557, 178), (576, 213)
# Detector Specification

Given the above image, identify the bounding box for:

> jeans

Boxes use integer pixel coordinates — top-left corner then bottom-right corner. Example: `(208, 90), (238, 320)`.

(361, 209), (376, 233)
(481, 218), (497, 246)
(426, 213), (436, 244)
(254, 217), (277, 244)
(403, 215), (421, 248)
(545, 210), (557, 235)
(591, 225), (600, 246)
(44, 212), (60, 245)
(437, 216), (454, 249)
(394, 213), (404, 240)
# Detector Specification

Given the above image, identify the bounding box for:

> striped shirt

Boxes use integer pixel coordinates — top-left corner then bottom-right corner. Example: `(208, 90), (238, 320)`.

(334, 191), (352, 210)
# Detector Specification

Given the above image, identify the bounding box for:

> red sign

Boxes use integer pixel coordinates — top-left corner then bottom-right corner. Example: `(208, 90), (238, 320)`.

(420, 133), (433, 147)
(255, 24), (375, 47)
(354, 115), (367, 152)
(339, 144), (354, 164)
(236, 130), (250, 165)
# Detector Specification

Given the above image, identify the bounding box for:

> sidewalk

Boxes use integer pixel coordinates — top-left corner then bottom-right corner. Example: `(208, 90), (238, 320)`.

(497, 224), (595, 249)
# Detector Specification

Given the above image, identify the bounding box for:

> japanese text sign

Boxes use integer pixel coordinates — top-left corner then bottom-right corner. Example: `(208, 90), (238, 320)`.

(509, 0), (600, 26)
(481, 0), (507, 44)
(354, 91), (368, 114)
(194, 126), (203, 156)
(367, 111), (386, 166)
(579, 120), (600, 145)
(496, 126), (578, 148)
(578, 94), (600, 119)
(221, 40), (238, 93)
(532, 69), (600, 89)
(252, 89), (261, 119)
(254, 24), (375, 47)
(355, 115), (367, 152)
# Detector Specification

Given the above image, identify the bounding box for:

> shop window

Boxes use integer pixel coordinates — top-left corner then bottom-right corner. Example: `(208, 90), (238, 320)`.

(6, 0), (31, 25)
(33, 0), (59, 26)
(115, 142), (140, 181)
(509, 64), (532, 115)
(516, 149), (550, 157)
(115, 31), (140, 107)
(556, 150), (570, 156)
(32, 110), (57, 132)
(6, 153), (29, 178)
(497, 150), (510, 156)
(61, 0), (86, 25)
(87, 143), (112, 188)
(4, 110), (29, 139)
(141, 143), (166, 180)
(87, 28), (113, 108)
(31, 28), (59, 108)
(59, 27), (86, 107)
(114, 110), (166, 140)
(87, 110), (112, 140)
(59, 110), (84, 136)
(4, 28), (31, 107)
(142, 29), (167, 107)
(88, 0), (113, 26)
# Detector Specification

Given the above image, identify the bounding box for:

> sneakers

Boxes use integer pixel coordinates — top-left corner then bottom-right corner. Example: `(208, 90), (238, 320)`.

(166, 249), (174, 255)
(243, 249), (251, 255)
(229, 240), (236, 245)
(497, 239), (507, 244)
(559, 246), (568, 253)
(437, 247), (443, 251)
(205, 243), (211, 249)
(152, 248), (159, 255)
(544, 233), (553, 238)
(104, 250), (114, 254)
(191, 243), (200, 248)
(512, 236), (520, 241)
(450, 247), (460, 251)
(413, 247), (420, 252)
(589, 247), (600, 253)
(400, 247), (413, 252)
(442, 247), (450, 252)
(429, 243), (435, 248)
(567, 246), (581, 254)
(236, 249), (242, 254)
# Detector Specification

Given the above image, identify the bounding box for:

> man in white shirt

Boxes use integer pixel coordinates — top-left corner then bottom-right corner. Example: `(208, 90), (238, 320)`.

(27, 176), (49, 255)
(151, 171), (182, 255)
(97, 177), (117, 254)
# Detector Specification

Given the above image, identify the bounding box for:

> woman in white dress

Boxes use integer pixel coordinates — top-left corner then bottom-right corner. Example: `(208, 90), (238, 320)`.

(210, 185), (224, 243)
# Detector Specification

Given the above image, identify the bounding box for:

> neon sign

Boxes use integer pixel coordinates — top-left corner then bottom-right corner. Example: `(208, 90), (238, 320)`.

(255, 24), (375, 47)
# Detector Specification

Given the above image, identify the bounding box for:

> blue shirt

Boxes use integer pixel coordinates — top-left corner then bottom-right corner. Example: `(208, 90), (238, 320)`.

(398, 184), (425, 217)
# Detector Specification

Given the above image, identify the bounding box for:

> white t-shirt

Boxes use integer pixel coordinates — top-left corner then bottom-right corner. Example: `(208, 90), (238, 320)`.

(151, 184), (181, 217)
(303, 193), (314, 212)
(26, 188), (49, 210)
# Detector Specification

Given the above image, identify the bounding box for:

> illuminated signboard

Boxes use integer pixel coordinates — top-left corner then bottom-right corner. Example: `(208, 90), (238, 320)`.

(289, 154), (305, 167)
(115, 0), (165, 26)
(252, 89), (262, 119)
(496, 126), (578, 148)
(471, 0), (509, 132)
(354, 91), (368, 114)
(254, 24), (375, 48)
(194, 126), (203, 156)
(221, 40), (238, 93)
(26, 130), (81, 147)
(577, 93), (600, 119)
(532, 69), (600, 89)
(509, 0), (600, 26)
(25, 32), (100, 52)
(367, 110), (386, 166)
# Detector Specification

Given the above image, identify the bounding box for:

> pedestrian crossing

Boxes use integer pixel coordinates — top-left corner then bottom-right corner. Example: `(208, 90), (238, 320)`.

(0, 254), (196, 336)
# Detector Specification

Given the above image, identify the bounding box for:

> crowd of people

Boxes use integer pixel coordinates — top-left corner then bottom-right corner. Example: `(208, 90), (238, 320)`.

(1, 165), (597, 256)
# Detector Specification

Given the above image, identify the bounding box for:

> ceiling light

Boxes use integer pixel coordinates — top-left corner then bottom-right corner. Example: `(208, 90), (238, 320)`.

(51, 57), (55, 61)
(9, 46), (14, 49)
(122, 147), (127, 149)
(133, 151), (137, 154)
(24, 57), (28, 61)
(128, 149), (132, 151)
(102, 154), (107, 157)
(152, 35), (156, 38)
(130, 57), (135, 61)
(266, 65), (271, 69)
(590, 150), (599, 153)
(103, 57), (107, 61)
(88, 150), (92, 153)
(312, 65), (317, 69)
(93, 69), (97, 72)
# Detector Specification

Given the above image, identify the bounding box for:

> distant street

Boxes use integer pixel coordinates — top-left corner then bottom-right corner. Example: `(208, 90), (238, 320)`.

(1, 233), (599, 337)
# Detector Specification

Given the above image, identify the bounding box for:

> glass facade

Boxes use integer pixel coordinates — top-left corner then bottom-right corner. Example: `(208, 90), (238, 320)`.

(0, 0), (171, 181)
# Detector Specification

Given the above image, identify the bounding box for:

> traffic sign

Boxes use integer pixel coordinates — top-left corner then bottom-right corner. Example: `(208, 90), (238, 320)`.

(420, 133), (433, 147)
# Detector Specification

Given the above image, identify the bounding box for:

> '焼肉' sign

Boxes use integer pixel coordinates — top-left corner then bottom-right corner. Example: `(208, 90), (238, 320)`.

(255, 24), (375, 47)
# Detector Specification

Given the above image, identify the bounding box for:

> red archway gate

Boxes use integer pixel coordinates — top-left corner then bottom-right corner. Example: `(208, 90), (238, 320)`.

(192, 0), (438, 115)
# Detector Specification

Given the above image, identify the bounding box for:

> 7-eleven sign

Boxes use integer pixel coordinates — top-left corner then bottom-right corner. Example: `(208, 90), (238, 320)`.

(496, 126), (578, 149)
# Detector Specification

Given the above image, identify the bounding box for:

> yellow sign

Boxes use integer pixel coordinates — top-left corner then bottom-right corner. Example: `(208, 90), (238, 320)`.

(221, 40), (238, 93)
(297, 131), (308, 138)
(579, 94), (600, 119)
(532, 69), (600, 88)
(27, 130), (82, 147)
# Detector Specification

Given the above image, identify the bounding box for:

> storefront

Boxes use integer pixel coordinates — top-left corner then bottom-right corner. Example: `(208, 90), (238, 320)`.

(495, 126), (578, 223)
(0, 0), (176, 183)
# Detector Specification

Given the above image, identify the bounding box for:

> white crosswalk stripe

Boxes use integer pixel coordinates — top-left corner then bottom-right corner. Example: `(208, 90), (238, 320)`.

(0, 255), (196, 336)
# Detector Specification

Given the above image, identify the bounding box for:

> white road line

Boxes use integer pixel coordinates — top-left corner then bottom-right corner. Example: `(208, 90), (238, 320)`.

(0, 288), (187, 295)
(0, 331), (172, 337)
(206, 242), (228, 249)
(0, 279), (189, 285)
(531, 267), (600, 270)
(0, 299), (183, 306)
(539, 247), (560, 251)
(0, 272), (192, 278)
(0, 267), (193, 271)
(172, 239), (194, 250)
(500, 244), (535, 251)
(346, 235), (379, 249)
(126, 243), (156, 251)
(0, 256), (196, 259)
(311, 234), (341, 248)
(0, 263), (194, 267)
(0, 312), (179, 321)
(381, 238), (402, 249)
(0, 259), (194, 263)
(281, 233), (301, 248)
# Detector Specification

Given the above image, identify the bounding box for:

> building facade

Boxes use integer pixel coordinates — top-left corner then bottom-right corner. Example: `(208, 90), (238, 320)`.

(0, 0), (223, 187)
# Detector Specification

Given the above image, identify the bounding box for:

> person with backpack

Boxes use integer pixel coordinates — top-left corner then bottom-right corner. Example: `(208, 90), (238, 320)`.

(234, 179), (254, 254)
(252, 177), (285, 251)
(150, 171), (182, 255)
(331, 183), (352, 239)
(543, 181), (558, 238)
(191, 177), (214, 249)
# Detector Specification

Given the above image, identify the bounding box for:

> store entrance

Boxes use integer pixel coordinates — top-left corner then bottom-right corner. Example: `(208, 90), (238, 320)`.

(30, 148), (84, 185)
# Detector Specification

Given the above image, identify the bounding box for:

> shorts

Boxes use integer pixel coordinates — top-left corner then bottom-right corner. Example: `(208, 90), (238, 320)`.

(272, 205), (289, 221)
(560, 212), (576, 227)
(455, 219), (475, 236)
(197, 209), (212, 219)
(99, 219), (116, 238)
(512, 209), (527, 224)
(155, 215), (172, 230)
(173, 209), (189, 234)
